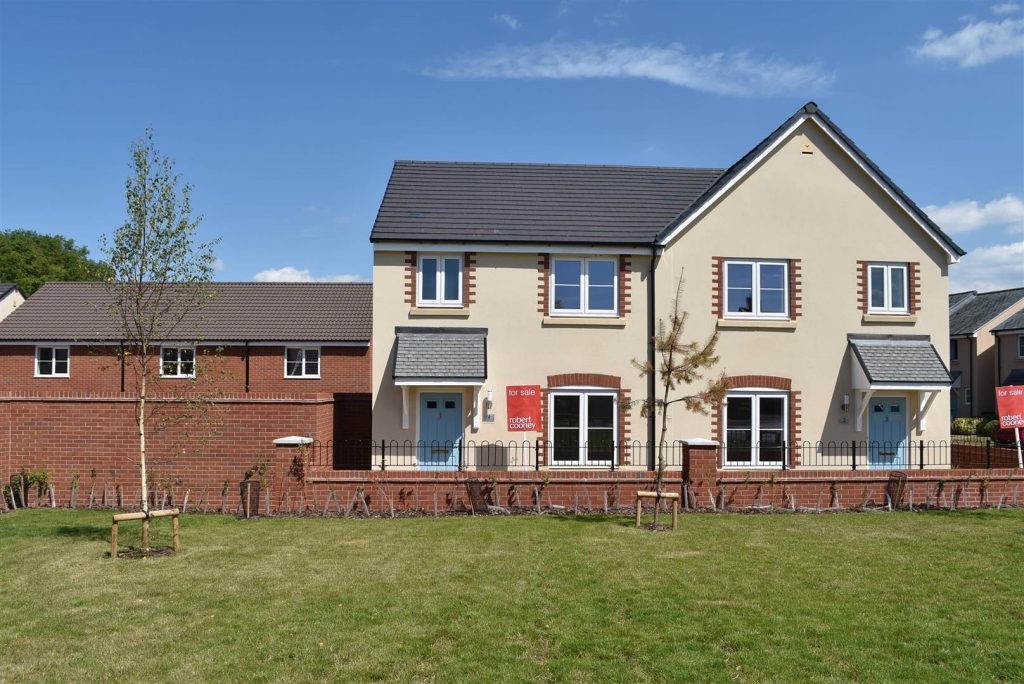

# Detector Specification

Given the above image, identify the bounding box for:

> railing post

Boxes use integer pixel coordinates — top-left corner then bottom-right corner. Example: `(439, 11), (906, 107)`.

(851, 442), (857, 471)
(986, 440), (992, 469)
(458, 442), (463, 472)
(381, 441), (387, 471)
(919, 440), (925, 470)
(535, 439), (541, 472)
(611, 442), (617, 472)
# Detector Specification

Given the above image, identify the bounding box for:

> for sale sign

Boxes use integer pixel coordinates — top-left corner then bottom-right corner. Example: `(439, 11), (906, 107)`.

(507, 385), (541, 432)
(996, 385), (1024, 429)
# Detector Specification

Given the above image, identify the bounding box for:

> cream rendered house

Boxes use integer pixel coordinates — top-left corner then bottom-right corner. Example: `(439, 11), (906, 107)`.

(370, 103), (963, 471)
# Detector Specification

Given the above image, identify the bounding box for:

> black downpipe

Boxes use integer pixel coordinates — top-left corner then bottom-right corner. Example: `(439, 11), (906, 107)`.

(647, 244), (658, 468)
(244, 341), (250, 393)
(970, 336), (976, 417)
(119, 341), (125, 393)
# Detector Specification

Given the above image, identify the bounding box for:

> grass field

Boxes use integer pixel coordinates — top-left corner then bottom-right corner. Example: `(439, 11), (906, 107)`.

(1, 509), (1023, 682)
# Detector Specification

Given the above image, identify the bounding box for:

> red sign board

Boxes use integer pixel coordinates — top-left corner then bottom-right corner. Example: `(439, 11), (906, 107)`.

(996, 385), (1024, 429)
(507, 385), (542, 432)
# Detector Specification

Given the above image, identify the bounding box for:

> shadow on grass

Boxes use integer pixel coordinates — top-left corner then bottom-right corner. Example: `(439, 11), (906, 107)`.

(544, 513), (637, 527)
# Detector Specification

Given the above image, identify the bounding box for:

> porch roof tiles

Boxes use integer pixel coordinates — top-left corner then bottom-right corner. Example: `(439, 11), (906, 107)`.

(849, 335), (951, 386)
(393, 327), (487, 383)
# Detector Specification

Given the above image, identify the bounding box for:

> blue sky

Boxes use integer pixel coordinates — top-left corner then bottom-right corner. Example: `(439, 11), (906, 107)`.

(1, 0), (1022, 291)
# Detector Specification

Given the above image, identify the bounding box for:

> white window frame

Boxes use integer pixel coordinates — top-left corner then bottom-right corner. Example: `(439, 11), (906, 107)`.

(548, 388), (618, 467)
(723, 259), (789, 320)
(160, 345), (196, 378)
(34, 346), (70, 378)
(1017, 334), (1024, 359)
(284, 347), (321, 379)
(417, 254), (463, 307)
(722, 390), (789, 469)
(549, 257), (618, 317)
(867, 263), (909, 314)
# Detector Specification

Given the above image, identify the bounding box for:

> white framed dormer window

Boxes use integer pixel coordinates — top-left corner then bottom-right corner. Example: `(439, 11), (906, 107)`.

(418, 254), (463, 307)
(724, 260), (788, 319)
(550, 389), (617, 466)
(723, 390), (788, 468)
(35, 346), (70, 377)
(160, 346), (196, 378)
(285, 347), (320, 378)
(868, 263), (908, 314)
(551, 257), (617, 316)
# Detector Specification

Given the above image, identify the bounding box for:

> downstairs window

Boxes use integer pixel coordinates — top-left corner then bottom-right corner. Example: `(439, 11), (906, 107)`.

(724, 391), (788, 468)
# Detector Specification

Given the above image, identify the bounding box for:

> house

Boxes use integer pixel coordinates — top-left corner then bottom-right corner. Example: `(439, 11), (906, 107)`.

(948, 287), (1024, 417)
(0, 283), (25, 322)
(370, 102), (962, 471)
(993, 309), (1024, 390)
(0, 281), (372, 493)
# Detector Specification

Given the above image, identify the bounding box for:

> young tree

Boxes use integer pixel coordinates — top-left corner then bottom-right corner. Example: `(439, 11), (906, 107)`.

(634, 271), (728, 526)
(101, 128), (219, 525)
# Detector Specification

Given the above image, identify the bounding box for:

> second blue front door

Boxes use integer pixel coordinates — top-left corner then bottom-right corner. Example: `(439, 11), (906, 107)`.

(418, 392), (462, 470)
(868, 397), (908, 469)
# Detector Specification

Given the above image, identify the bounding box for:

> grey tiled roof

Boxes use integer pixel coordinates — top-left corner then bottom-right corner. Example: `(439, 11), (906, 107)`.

(0, 282), (372, 342)
(393, 327), (487, 381)
(994, 309), (1024, 333)
(948, 291), (976, 313)
(949, 288), (1024, 335)
(371, 161), (724, 245)
(849, 335), (951, 386)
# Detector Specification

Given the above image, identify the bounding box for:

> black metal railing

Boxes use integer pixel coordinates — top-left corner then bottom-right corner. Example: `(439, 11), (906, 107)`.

(304, 437), (1022, 472)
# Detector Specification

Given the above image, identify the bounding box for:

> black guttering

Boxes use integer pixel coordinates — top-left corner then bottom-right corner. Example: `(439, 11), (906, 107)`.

(647, 244), (657, 459)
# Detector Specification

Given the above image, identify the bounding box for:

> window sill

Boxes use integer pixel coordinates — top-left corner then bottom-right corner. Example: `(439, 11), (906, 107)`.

(409, 307), (470, 318)
(542, 316), (625, 328)
(716, 319), (796, 330)
(862, 314), (917, 324)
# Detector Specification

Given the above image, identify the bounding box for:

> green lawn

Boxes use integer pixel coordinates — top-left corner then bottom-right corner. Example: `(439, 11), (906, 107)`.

(1, 509), (1022, 682)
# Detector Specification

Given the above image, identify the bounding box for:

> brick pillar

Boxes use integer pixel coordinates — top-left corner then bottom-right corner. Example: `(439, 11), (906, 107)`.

(682, 439), (719, 488)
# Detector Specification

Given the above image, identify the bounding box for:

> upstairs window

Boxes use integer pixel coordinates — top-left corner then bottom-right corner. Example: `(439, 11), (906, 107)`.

(35, 346), (70, 377)
(868, 263), (908, 314)
(418, 255), (462, 306)
(1018, 334), (1024, 359)
(161, 346), (195, 378)
(551, 257), (617, 316)
(285, 347), (320, 378)
(724, 260), (788, 319)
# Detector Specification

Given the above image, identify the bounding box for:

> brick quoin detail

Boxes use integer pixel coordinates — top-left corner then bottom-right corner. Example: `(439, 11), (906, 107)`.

(537, 254), (550, 314)
(463, 252), (476, 306)
(856, 260), (869, 313)
(908, 261), (921, 314)
(404, 251), (417, 306)
(789, 259), (802, 318)
(618, 256), (632, 317)
(711, 256), (724, 317)
(712, 376), (801, 451)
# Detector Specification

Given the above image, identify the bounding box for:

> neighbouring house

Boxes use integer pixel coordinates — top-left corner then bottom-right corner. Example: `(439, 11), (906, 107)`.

(993, 309), (1024, 390)
(948, 287), (1024, 417)
(0, 281), (372, 494)
(370, 101), (963, 471)
(0, 283), (25, 321)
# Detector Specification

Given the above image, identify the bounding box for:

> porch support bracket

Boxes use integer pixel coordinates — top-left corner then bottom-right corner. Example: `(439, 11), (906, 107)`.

(855, 389), (875, 432)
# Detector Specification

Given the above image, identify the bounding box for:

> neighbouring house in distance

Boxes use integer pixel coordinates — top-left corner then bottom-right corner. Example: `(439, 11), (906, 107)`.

(369, 101), (962, 472)
(948, 287), (1024, 417)
(0, 284), (25, 322)
(993, 309), (1024, 391)
(0, 281), (372, 495)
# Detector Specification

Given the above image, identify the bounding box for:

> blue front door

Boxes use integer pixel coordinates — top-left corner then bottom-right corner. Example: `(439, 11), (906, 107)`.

(418, 392), (462, 471)
(868, 397), (908, 469)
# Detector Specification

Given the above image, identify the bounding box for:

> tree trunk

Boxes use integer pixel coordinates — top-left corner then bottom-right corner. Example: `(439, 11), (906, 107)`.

(139, 373), (149, 518)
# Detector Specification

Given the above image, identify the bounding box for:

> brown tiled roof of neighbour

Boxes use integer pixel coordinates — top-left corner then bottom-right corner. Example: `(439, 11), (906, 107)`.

(0, 282), (372, 342)
(370, 160), (724, 245)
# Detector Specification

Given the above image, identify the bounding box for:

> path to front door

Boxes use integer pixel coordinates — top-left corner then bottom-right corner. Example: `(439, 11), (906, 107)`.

(868, 396), (908, 469)
(418, 392), (462, 471)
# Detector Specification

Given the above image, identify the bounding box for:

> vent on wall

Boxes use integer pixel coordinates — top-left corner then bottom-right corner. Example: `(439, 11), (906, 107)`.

(801, 141), (814, 155)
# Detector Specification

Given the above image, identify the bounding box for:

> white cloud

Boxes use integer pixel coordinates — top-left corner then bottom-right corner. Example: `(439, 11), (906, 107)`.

(494, 14), (520, 30)
(252, 266), (366, 283)
(426, 42), (835, 97)
(913, 16), (1024, 67)
(924, 194), (1024, 234)
(950, 240), (1024, 291)
(212, 258), (226, 272)
(992, 2), (1021, 15)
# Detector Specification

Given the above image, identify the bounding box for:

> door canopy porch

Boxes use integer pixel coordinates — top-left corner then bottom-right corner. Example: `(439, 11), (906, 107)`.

(392, 327), (488, 429)
(848, 334), (951, 432)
